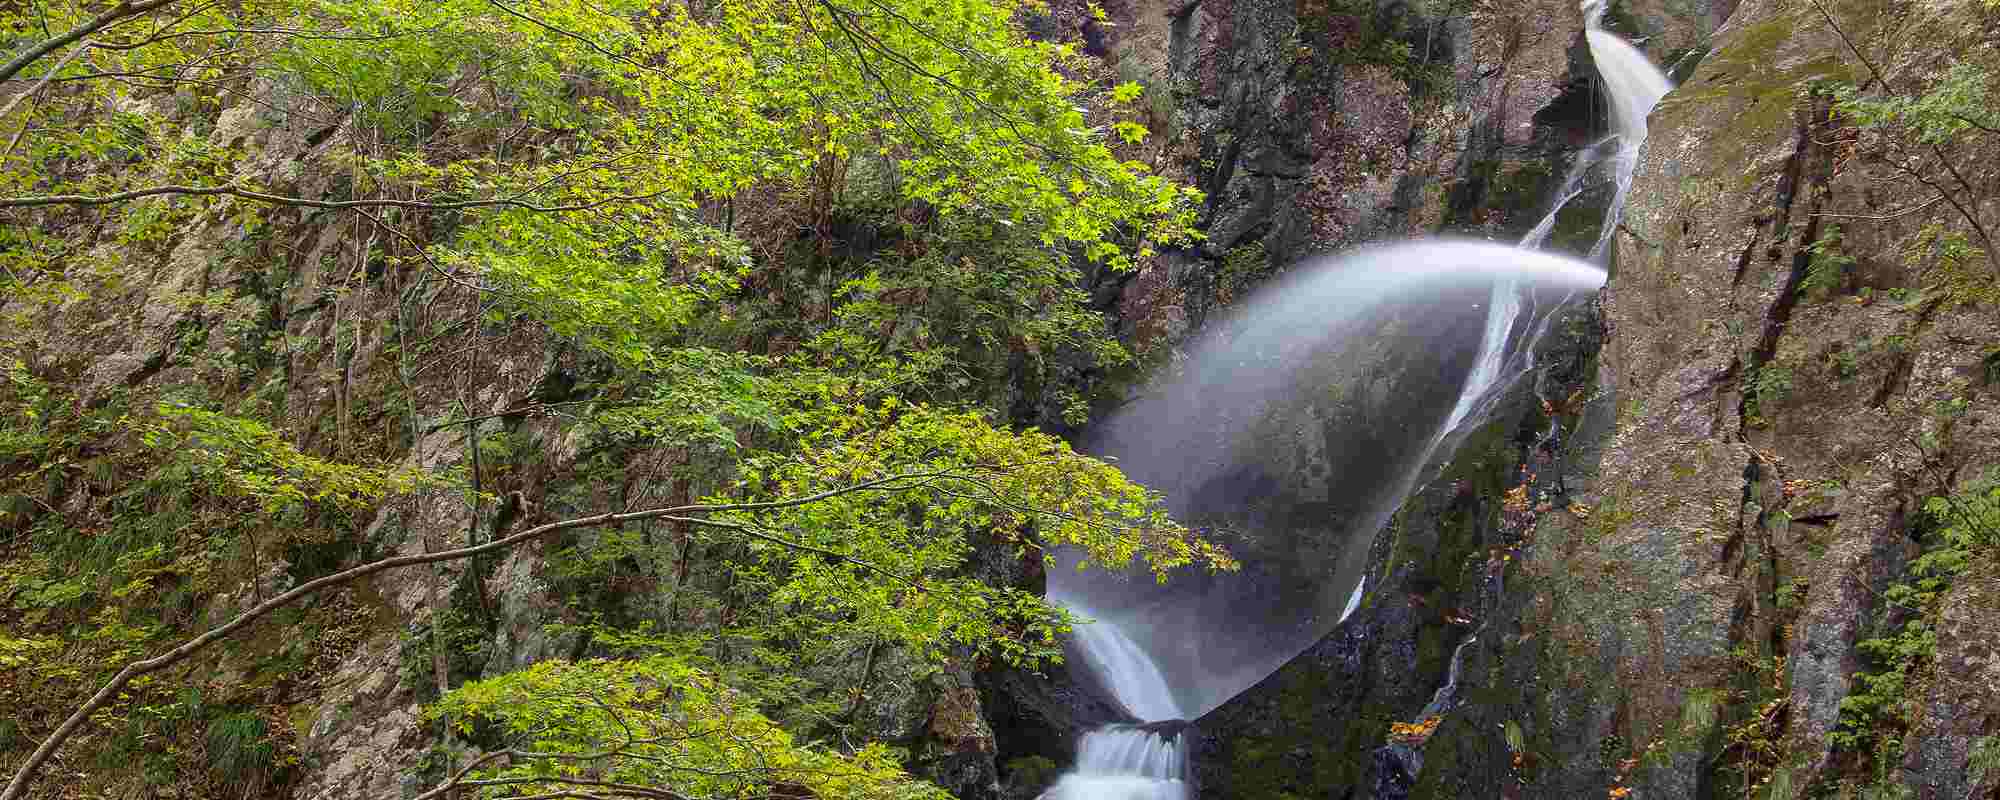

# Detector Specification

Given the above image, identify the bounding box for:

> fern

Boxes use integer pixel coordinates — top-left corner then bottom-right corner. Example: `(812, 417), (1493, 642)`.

(1801, 224), (1855, 298)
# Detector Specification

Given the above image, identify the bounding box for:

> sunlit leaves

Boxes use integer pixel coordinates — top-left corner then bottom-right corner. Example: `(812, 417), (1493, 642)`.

(1830, 63), (1999, 146)
(146, 403), (440, 513)
(433, 655), (951, 799)
(712, 395), (1231, 663)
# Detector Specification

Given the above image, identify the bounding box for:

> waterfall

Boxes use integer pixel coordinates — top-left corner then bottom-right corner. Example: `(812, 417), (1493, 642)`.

(1063, 604), (1183, 723)
(1037, 9), (1671, 795)
(1042, 726), (1191, 800)
(1043, 605), (1190, 800)
(1338, 576), (1366, 624)
(1438, 278), (1523, 436)
(1519, 135), (1620, 250)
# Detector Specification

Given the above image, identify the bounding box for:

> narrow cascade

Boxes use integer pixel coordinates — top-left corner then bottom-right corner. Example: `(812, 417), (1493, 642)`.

(1438, 278), (1523, 436)
(1448, 14), (1673, 441)
(1518, 135), (1620, 250)
(1043, 606), (1190, 800)
(1338, 576), (1366, 624)
(1581, 0), (1674, 260)
(1063, 605), (1182, 723)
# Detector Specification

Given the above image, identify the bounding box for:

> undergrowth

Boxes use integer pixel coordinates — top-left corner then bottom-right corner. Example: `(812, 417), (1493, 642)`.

(1829, 471), (2000, 793)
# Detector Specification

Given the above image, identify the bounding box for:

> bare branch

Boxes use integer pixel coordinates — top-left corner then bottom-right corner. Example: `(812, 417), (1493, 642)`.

(0, 182), (678, 212)
(0, 38), (92, 122)
(0, 0), (179, 85)
(0, 470), (975, 800)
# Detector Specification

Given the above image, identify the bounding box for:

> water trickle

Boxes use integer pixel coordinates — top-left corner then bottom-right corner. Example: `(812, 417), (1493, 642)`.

(1519, 135), (1620, 251)
(1452, 9), (1672, 447)
(1338, 576), (1366, 624)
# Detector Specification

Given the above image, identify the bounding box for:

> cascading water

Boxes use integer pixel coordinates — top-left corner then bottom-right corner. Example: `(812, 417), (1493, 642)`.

(1581, 0), (1674, 260)
(1060, 603), (1182, 723)
(1446, 7), (1674, 455)
(1041, 8), (1673, 796)
(1041, 241), (1607, 794)
(1043, 725), (1189, 800)
(1519, 135), (1620, 250)
(1041, 603), (1190, 800)
(1049, 239), (1606, 708)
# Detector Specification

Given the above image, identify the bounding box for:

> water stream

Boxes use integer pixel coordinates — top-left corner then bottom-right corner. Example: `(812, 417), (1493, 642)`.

(1042, 603), (1190, 800)
(1041, 7), (1672, 797)
(1582, 0), (1675, 260)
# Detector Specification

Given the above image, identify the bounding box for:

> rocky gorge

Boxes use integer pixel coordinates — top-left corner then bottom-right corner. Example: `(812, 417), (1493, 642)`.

(1, 0), (1996, 797)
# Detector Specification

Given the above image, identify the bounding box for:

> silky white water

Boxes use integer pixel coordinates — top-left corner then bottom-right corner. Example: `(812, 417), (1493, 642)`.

(1519, 135), (1619, 250)
(1054, 240), (1606, 700)
(1042, 604), (1190, 800)
(1582, 0), (1673, 260)
(1041, 726), (1191, 800)
(1451, 10), (1672, 451)
(1062, 603), (1183, 723)
(1044, 242), (1606, 798)
(1338, 576), (1366, 624)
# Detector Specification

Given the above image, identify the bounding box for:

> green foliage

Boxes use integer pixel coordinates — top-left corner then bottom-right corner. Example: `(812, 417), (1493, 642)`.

(0, 0), (1235, 793)
(1820, 57), (1998, 279)
(1905, 223), (1996, 308)
(146, 403), (439, 514)
(1831, 472), (2000, 788)
(699, 396), (1231, 668)
(433, 655), (951, 800)
(1970, 735), (2000, 787)
(204, 713), (278, 786)
(1829, 64), (1998, 146)
(1744, 363), (1793, 425)
(1802, 224), (1855, 298)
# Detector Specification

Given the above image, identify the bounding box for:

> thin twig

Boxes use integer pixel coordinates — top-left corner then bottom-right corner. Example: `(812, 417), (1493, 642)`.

(0, 0), (179, 85)
(0, 37), (91, 121)
(0, 182), (678, 211)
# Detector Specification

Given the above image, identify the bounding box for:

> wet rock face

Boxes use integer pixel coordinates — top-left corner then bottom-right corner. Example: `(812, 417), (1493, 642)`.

(1156, 0), (1713, 289)
(1043, 0), (1718, 695)
(1003, 0), (1707, 790)
(1571, 0), (2000, 792)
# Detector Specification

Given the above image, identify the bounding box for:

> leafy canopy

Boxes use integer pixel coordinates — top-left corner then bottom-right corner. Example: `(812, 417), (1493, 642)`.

(0, 0), (1225, 795)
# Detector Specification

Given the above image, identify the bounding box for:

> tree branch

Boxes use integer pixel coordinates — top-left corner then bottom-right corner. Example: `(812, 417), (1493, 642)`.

(0, 471), (973, 800)
(0, 182), (677, 212)
(1806, 0), (2000, 275)
(0, 37), (92, 122)
(0, 0), (179, 85)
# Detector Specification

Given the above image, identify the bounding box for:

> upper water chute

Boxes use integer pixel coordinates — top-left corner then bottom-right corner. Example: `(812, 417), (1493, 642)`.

(1058, 601), (1184, 723)
(1580, 0), (1674, 260)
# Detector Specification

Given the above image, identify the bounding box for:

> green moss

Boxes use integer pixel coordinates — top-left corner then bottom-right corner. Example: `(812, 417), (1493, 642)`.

(1215, 241), (1271, 306)
(1003, 755), (1061, 790)
(1217, 661), (1382, 797)
(1666, 9), (1857, 173)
